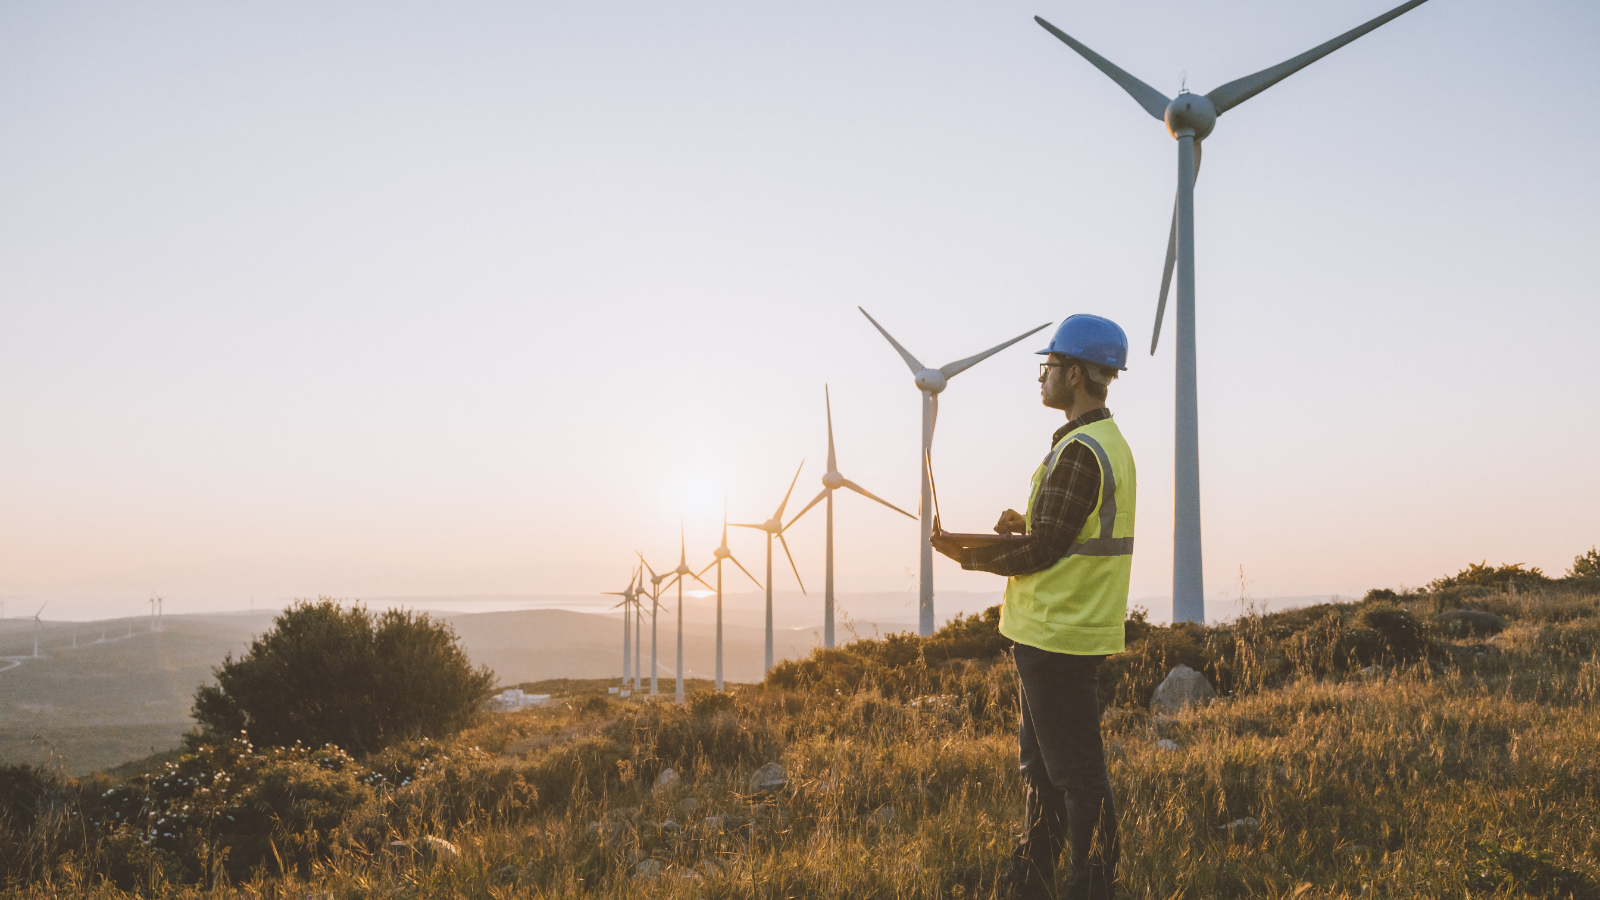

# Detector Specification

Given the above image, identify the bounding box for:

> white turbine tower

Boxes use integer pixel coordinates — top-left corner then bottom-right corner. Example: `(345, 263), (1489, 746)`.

(660, 525), (713, 704)
(603, 567), (640, 690)
(858, 308), (1052, 635)
(732, 461), (809, 675)
(788, 386), (915, 649)
(1034, 0), (1432, 623)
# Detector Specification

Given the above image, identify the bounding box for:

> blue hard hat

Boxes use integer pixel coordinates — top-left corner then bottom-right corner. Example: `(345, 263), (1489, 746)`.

(1036, 314), (1128, 371)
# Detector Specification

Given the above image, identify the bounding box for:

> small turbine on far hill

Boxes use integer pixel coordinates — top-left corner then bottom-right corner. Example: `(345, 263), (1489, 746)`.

(697, 502), (762, 692)
(31, 604), (47, 658)
(1032, 0), (1432, 624)
(858, 308), (1051, 637)
(788, 386), (915, 650)
(732, 461), (809, 675)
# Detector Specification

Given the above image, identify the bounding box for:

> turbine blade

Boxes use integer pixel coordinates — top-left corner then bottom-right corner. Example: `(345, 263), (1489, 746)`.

(602, 592), (627, 597)
(938, 322), (1053, 379)
(730, 523), (766, 530)
(786, 487), (830, 530)
(930, 392), (938, 442)
(840, 478), (916, 520)
(636, 552), (660, 580)
(728, 554), (763, 590)
(775, 459), (805, 519)
(824, 386), (837, 473)
(689, 571), (716, 592)
(857, 307), (925, 374)
(697, 560), (716, 579)
(1034, 16), (1170, 121)
(1153, 201), (1176, 355)
(1204, 0), (1431, 114)
(777, 532), (807, 595)
(1151, 145), (1199, 356)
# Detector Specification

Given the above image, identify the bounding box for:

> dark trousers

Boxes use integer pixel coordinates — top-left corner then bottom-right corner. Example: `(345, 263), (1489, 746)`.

(1012, 643), (1119, 900)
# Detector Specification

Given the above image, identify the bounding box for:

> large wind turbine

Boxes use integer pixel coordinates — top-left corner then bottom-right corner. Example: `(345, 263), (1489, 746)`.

(1034, 0), (1432, 623)
(732, 461), (809, 675)
(697, 504), (762, 692)
(788, 386), (915, 649)
(660, 525), (714, 704)
(859, 308), (1051, 635)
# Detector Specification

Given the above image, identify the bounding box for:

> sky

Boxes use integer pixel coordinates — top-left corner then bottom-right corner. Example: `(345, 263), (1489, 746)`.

(1, 0), (1596, 624)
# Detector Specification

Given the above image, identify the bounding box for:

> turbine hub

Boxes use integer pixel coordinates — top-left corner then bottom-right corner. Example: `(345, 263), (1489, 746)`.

(822, 470), (845, 490)
(714, 546), (731, 559)
(914, 368), (947, 393)
(1164, 92), (1216, 140)
(764, 518), (782, 532)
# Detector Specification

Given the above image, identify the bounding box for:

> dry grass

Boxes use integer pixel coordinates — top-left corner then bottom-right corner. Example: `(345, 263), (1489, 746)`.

(3, 589), (1598, 899)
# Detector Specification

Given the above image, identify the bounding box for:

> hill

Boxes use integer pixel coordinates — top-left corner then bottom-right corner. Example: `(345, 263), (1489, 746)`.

(2, 576), (1596, 897)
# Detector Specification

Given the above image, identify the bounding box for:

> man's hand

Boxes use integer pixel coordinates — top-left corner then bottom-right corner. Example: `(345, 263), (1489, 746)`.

(930, 532), (965, 561)
(994, 509), (1026, 535)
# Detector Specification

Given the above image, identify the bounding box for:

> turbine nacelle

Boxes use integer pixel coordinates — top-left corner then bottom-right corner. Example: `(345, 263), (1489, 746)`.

(714, 544), (732, 560)
(1164, 92), (1216, 140)
(821, 470), (845, 490)
(913, 368), (948, 394)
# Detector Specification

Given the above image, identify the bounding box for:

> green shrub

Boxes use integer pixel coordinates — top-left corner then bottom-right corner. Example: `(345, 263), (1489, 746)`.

(1568, 547), (1600, 580)
(193, 599), (495, 756)
(1429, 561), (1548, 592)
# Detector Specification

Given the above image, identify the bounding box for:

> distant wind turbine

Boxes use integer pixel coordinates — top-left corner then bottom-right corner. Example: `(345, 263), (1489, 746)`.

(603, 567), (641, 690)
(31, 604), (47, 658)
(697, 503), (762, 691)
(638, 553), (670, 696)
(788, 386), (915, 649)
(859, 308), (1051, 635)
(660, 525), (714, 704)
(1033, 0), (1432, 623)
(732, 461), (809, 675)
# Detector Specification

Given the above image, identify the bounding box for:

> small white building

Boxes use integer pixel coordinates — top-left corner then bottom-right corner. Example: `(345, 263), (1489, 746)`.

(489, 688), (550, 712)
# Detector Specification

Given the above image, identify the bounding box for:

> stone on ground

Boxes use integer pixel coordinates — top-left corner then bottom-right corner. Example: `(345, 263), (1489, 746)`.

(749, 761), (787, 794)
(653, 768), (680, 793)
(1149, 665), (1216, 715)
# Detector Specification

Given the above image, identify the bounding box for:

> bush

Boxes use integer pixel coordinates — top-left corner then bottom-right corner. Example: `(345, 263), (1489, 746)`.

(1568, 547), (1600, 580)
(1428, 561), (1548, 593)
(193, 599), (495, 756)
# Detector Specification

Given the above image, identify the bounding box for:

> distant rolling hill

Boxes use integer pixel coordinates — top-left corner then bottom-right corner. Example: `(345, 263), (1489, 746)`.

(0, 596), (991, 775)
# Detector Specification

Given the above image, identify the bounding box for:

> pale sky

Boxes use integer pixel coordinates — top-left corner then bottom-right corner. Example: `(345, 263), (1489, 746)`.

(2, 0), (1596, 623)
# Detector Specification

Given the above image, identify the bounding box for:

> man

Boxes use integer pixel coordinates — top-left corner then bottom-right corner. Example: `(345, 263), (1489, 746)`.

(932, 313), (1134, 900)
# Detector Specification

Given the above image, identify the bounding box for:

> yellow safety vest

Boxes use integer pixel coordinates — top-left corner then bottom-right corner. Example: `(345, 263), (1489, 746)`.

(999, 415), (1136, 655)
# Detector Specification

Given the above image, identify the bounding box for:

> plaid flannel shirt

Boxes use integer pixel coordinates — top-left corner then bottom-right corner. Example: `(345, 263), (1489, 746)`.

(958, 408), (1113, 577)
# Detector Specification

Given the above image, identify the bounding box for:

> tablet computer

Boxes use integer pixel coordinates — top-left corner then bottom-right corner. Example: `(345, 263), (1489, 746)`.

(927, 449), (1030, 549)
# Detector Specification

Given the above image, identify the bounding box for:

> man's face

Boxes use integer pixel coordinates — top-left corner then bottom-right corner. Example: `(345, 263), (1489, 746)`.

(1039, 353), (1078, 411)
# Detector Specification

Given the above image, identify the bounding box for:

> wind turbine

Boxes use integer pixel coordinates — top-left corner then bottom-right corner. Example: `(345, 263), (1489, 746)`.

(858, 308), (1052, 636)
(659, 525), (714, 704)
(31, 604), (47, 658)
(697, 502), (762, 692)
(732, 461), (810, 675)
(638, 553), (670, 696)
(788, 386), (915, 649)
(603, 568), (640, 690)
(1033, 0), (1432, 623)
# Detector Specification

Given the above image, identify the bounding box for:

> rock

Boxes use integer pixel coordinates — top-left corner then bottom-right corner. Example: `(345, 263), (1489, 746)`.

(1150, 715), (1180, 737)
(1222, 817), (1261, 840)
(660, 820), (680, 833)
(419, 835), (460, 861)
(702, 815), (726, 832)
(872, 805), (896, 824)
(748, 762), (787, 795)
(676, 797), (700, 814)
(1359, 665), (1383, 677)
(1149, 665), (1216, 716)
(1155, 739), (1179, 752)
(633, 859), (664, 879)
(1431, 609), (1508, 638)
(653, 768), (680, 793)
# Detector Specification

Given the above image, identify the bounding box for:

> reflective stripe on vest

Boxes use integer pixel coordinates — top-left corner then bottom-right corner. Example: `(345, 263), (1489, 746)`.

(1036, 432), (1134, 559)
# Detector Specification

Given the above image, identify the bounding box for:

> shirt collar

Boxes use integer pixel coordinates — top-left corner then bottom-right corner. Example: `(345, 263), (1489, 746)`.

(1052, 407), (1112, 446)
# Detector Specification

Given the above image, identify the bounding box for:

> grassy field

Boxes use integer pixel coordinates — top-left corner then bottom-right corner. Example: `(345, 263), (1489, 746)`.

(2, 583), (1597, 898)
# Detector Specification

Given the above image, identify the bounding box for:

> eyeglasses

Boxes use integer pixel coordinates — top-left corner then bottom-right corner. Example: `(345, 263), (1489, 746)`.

(1039, 361), (1075, 379)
